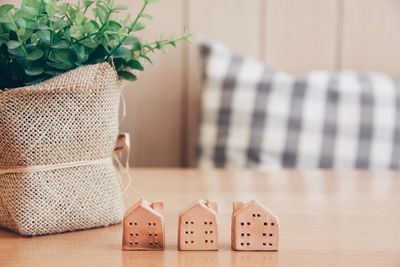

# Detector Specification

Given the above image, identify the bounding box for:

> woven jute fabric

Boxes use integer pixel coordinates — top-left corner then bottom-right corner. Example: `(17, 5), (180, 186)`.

(0, 63), (125, 236)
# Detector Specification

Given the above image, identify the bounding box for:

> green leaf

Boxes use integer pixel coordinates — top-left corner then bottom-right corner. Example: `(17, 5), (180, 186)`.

(0, 4), (14, 16)
(6, 40), (21, 49)
(46, 61), (72, 70)
(144, 44), (154, 52)
(71, 43), (88, 62)
(37, 24), (50, 30)
(16, 27), (26, 37)
(51, 40), (69, 49)
(118, 71), (137, 81)
(141, 13), (153, 20)
(169, 40), (177, 47)
(36, 30), (51, 43)
(52, 20), (69, 31)
(80, 38), (98, 49)
(126, 59), (144, 71)
(106, 20), (122, 31)
(140, 54), (153, 65)
(131, 41), (142, 51)
(38, 16), (49, 25)
(87, 45), (108, 63)
(89, 20), (100, 30)
(131, 22), (145, 32)
(113, 5), (128, 11)
(123, 36), (139, 46)
(16, 18), (27, 29)
(112, 58), (124, 71)
(69, 26), (83, 39)
(0, 17), (11, 23)
(96, 5), (108, 24)
(45, 70), (61, 76)
(26, 48), (44, 60)
(45, 1), (56, 16)
(0, 33), (8, 42)
(57, 3), (70, 14)
(144, 0), (159, 4)
(22, 6), (39, 16)
(83, 0), (95, 9)
(7, 46), (25, 57)
(107, 39), (119, 47)
(25, 19), (38, 29)
(53, 48), (78, 65)
(99, 0), (112, 10)
(19, 29), (33, 43)
(83, 22), (96, 33)
(112, 47), (131, 58)
(25, 67), (44, 76)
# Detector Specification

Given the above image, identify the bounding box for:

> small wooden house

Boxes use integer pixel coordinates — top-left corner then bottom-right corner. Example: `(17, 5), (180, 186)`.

(122, 198), (165, 251)
(178, 199), (218, 250)
(231, 200), (279, 251)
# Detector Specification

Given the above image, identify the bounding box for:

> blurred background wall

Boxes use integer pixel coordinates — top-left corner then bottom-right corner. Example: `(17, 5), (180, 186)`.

(5, 0), (400, 167)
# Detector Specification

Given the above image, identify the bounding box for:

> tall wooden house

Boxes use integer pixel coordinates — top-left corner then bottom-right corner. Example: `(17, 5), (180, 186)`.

(231, 200), (279, 251)
(178, 199), (218, 250)
(122, 198), (165, 251)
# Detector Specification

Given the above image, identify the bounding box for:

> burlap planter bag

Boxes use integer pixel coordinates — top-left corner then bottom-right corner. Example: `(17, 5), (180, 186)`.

(0, 63), (125, 236)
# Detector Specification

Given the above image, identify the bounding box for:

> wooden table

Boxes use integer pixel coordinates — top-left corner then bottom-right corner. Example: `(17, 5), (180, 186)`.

(1, 169), (399, 267)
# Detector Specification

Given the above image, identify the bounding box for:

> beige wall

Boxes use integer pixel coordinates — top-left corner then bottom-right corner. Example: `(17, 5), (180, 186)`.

(4, 0), (400, 167)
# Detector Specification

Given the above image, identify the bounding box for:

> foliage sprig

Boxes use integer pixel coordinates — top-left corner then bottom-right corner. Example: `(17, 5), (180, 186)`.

(0, 0), (191, 90)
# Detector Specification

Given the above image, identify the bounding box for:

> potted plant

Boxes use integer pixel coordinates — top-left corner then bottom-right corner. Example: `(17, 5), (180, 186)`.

(0, 0), (190, 236)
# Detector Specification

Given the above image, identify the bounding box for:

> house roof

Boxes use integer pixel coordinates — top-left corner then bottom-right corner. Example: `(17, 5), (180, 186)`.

(123, 198), (163, 220)
(179, 199), (217, 216)
(233, 200), (278, 220)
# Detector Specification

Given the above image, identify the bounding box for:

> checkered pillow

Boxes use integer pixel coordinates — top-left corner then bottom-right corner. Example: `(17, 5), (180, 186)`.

(197, 40), (400, 170)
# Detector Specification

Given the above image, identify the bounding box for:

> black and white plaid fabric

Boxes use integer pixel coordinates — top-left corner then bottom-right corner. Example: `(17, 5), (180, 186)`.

(197, 40), (400, 170)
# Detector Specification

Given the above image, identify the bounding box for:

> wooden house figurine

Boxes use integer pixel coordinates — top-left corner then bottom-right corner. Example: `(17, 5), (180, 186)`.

(122, 199), (165, 251)
(231, 200), (279, 251)
(178, 199), (218, 250)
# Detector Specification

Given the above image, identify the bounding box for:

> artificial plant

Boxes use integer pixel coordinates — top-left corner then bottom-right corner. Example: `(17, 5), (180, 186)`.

(0, 0), (190, 90)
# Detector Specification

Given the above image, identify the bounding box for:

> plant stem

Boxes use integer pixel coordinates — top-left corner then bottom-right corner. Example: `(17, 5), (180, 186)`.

(46, 21), (54, 59)
(12, 22), (28, 56)
(72, 9), (113, 44)
(106, 1), (148, 60)
(143, 35), (191, 55)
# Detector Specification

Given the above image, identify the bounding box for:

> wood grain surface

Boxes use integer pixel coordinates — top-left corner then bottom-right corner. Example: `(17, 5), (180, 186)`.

(0, 169), (399, 267)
